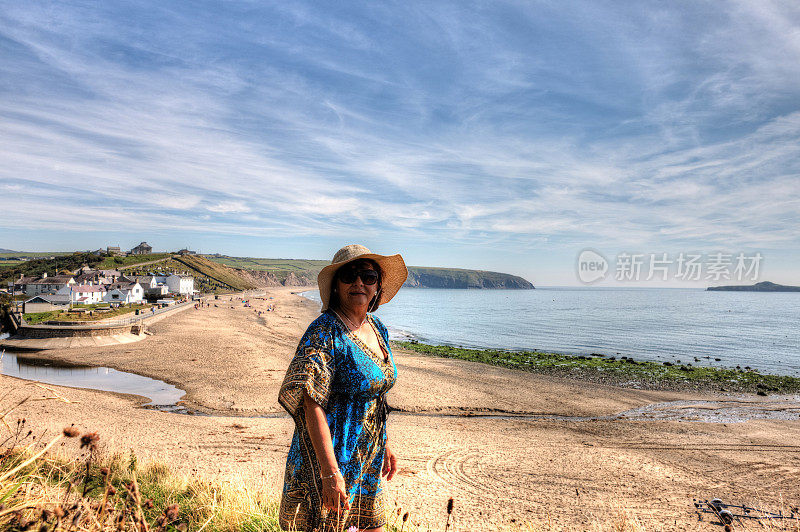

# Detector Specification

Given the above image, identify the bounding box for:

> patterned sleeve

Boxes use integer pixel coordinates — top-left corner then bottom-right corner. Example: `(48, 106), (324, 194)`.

(278, 318), (336, 417)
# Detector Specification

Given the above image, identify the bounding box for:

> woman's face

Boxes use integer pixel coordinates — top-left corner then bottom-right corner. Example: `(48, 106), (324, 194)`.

(335, 260), (379, 312)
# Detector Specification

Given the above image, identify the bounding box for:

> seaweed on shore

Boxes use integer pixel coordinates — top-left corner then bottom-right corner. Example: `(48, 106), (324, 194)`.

(393, 341), (800, 394)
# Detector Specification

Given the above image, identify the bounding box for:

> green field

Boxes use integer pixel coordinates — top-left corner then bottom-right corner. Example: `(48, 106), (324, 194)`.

(0, 252), (73, 269)
(0, 252), (73, 259)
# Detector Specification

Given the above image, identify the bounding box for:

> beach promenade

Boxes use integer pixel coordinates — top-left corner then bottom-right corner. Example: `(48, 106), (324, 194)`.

(2, 287), (799, 530)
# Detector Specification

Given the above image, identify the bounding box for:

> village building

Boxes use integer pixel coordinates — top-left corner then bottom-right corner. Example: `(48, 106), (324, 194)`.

(22, 294), (71, 314)
(130, 275), (157, 289)
(55, 284), (106, 305)
(166, 274), (194, 295)
(17, 274), (76, 296)
(10, 275), (40, 295)
(106, 246), (123, 256)
(130, 241), (152, 255)
(103, 281), (144, 304)
(75, 269), (122, 285)
(129, 275), (170, 298)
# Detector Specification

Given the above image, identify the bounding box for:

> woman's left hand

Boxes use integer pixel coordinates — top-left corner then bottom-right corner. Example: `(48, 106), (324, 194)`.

(382, 445), (398, 480)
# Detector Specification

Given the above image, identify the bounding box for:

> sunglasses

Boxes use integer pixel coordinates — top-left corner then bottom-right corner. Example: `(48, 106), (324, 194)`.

(338, 267), (379, 285)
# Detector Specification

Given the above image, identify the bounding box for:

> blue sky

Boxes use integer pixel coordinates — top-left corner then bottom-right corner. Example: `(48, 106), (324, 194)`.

(1, 1), (799, 285)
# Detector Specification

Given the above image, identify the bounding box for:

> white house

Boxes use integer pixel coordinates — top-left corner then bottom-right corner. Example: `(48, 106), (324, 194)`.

(19, 274), (76, 296)
(103, 282), (144, 304)
(56, 284), (106, 305)
(131, 275), (157, 289)
(166, 274), (194, 295)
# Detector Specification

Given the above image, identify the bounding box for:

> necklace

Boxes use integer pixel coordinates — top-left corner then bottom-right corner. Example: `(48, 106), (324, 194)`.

(332, 309), (366, 331)
(332, 309), (389, 362)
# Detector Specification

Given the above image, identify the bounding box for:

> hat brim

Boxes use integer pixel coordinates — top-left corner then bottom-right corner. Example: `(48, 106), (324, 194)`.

(317, 253), (407, 312)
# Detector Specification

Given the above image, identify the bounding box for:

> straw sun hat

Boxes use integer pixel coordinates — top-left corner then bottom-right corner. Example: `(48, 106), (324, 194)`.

(317, 244), (408, 312)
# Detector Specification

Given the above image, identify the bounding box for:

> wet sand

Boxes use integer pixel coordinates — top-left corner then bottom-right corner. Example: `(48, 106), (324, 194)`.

(3, 287), (800, 530)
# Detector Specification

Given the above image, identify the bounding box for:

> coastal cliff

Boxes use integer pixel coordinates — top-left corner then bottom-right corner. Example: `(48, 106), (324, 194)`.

(707, 281), (800, 292)
(404, 266), (534, 289)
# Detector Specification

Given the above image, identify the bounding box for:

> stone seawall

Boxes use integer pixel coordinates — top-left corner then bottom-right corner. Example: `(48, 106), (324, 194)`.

(0, 301), (194, 350)
(13, 323), (135, 339)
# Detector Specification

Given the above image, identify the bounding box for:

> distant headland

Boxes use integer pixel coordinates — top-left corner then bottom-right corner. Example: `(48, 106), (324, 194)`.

(707, 281), (800, 292)
(205, 255), (535, 289)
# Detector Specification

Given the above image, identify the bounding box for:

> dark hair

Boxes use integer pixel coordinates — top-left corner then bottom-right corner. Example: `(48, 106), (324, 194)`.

(330, 259), (382, 312)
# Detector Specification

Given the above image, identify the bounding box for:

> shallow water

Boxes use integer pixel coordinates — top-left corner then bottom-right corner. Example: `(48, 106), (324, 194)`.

(303, 287), (800, 376)
(3, 351), (795, 423)
(0, 352), (185, 408)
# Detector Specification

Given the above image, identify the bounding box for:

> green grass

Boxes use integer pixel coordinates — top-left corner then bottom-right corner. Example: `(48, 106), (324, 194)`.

(97, 253), (173, 269)
(23, 303), (152, 324)
(394, 341), (800, 394)
(0, 259), (27, 268)
(204, 255), (328, 273)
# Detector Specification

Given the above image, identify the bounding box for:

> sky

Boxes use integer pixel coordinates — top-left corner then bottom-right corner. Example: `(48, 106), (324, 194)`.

(1, 1), (799, 286)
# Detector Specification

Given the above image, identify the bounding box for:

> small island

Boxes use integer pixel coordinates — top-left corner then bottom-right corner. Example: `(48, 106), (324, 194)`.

(707, 281), (800, 292)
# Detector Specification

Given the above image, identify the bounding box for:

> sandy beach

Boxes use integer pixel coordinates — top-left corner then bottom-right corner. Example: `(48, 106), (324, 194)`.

(3, 287), (800, 530)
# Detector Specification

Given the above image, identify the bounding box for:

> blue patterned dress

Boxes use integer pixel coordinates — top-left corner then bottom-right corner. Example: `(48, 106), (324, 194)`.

(278, 309), (396, 531)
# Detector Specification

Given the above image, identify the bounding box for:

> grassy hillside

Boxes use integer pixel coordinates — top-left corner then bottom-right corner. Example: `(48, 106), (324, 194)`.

(205, 255), (534, 289)
(173, 255), (259, 291)
(204, 255), (327, 282)
(0, 252), (103, 283)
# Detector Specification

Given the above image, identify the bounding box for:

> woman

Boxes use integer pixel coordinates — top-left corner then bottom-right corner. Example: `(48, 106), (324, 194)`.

(278, 244), (408, 532)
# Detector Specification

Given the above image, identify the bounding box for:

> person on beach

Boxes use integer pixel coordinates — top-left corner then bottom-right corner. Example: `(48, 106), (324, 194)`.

(278, 244), (408, 532)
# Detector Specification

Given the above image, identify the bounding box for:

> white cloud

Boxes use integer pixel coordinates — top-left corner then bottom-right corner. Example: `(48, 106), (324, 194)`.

(0, 0), (798, 268)
(207, 201), (251, 214)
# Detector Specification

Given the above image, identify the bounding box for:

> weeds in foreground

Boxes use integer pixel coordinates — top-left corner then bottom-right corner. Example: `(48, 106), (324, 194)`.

(0, 387), (287, 531)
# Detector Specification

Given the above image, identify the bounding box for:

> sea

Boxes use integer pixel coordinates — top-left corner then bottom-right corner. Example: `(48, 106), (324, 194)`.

(301, 287), (800, 377)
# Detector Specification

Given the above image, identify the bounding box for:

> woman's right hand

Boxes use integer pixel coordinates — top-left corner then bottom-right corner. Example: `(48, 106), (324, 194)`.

(321, 472), (351, 513)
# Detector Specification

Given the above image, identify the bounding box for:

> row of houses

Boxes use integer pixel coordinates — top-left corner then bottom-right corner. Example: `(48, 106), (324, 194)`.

(9, 267), (195, 313)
